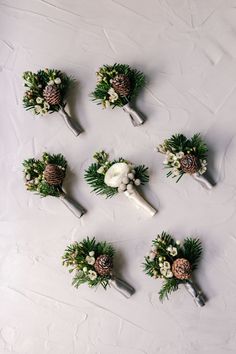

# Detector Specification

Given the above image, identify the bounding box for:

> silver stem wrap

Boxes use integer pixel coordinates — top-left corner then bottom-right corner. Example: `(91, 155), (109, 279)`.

(123, 102), (144, 126)
(110, 276), (135, 298)
(59, 107), (82, 136)
(59, 192), (85, 218)
(192, 173), (213, 190)
(184, 279), (206, 307)
(124, 188), (157, 216)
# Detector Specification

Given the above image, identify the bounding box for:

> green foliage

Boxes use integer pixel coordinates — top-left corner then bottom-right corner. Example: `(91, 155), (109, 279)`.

(91, 63), (145, 108)
(62, 237), (115, 289)
(84, 150), (149, 198)
(23, 152), (67, 197)
(143, 231), (203, 302)
(22, 68), (73, 115)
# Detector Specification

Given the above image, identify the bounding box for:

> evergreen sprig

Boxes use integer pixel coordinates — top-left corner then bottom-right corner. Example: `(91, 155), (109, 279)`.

(143, 232), (203, 302)
(22, 68), (73, 115)
(91, 63), (145, 108)
(84, 151), (149, 198)
(23, 152), (67, 197)
(62, 237), (115, 289)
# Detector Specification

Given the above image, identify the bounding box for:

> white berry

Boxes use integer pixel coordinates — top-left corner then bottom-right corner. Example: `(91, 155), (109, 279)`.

(128, 173), (135, 180)
(127, 183), (133, 191)
(122, 176), (129, 184)
(26, 174), (31, 180)
(134, 179), (141, 186)
(119, 183), (127, 191)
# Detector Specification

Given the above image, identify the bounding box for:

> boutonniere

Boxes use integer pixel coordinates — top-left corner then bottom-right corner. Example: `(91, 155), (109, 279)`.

(91, 63), (145, 126)
(23, 152), (85, 218)
(85, 151), (157, 216)
(157, 133), (213, 189)
(62, 237), (134, 298)
(22, 68), (81, 136)
(143, 232), (206, 307)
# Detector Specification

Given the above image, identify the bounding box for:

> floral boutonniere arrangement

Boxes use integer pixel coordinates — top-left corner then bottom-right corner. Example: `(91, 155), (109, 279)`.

(23, 152), (85, 218)
(143, 232), (206, 307)
(157, 133), (213, 189)
(22, 68), (82, 136)
(62, 237), (134, 298)
(85, 151), (157, 216)
(91, 63), (146, 126)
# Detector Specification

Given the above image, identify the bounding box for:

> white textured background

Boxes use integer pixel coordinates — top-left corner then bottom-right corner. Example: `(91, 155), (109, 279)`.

(1, 1), (236, 353)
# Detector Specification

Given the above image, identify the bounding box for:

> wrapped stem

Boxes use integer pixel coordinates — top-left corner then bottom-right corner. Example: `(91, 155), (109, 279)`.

(123, 102), (144, 126)
(110, 276), (135, 298)
(192, 173), (213, 190)
(184, 279), (206, 307)
(59, 106), (82, 136)
(59, 191), (85, 218)
(124, 188), (157, 216)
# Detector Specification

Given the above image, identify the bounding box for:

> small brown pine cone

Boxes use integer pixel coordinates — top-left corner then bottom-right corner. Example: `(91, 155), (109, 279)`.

(94, 255), (113, 276)
(172, 258), (192, 280)
(43, 85), (61, 105)
(111, 74), (131, 96)
(180, 154), (199, 174)
(43, 164), (65, 185)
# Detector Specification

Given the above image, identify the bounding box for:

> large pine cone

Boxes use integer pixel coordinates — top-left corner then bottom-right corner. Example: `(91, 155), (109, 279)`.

(180, 154), (199, 174)
(43, 164), (65, 185)
(111, 74), (131, 96)
(172, 258), (192, 280)
(94, 255), (113, 276)
(43, 85), (61, 105)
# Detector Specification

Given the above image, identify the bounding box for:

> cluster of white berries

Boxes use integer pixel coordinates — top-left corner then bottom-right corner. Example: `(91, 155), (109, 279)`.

(117, 169), (141, 193)
(82, 251), (98, 281)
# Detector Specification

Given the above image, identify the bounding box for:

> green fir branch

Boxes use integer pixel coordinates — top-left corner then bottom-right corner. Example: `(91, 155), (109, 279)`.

(182, 238), (202, 271)
(159, 278), (180, 302)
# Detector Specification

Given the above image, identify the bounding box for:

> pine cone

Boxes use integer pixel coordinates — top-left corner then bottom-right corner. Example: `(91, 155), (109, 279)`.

(180, 154), (199, 174)
(94, 255), (113, 276)
(172, 258), (192, 280)
(43, 164), (65, 185)
(111, 74), (131, 96)
(43, 85), (61, 105)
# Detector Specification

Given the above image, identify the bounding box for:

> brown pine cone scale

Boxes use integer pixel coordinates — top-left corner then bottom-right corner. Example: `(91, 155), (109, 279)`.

(43, 164), (65, 185)
(172, 258), (192, 280)
(43, 85), (61, 105)
(111, 74), (131, 96)
(180, 154), (199, 174)
(94, 255), (113, 276)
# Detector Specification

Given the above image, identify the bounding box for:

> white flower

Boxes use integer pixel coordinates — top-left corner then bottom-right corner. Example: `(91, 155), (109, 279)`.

(85, 256), (95, 265)
(176, 151), (184, 159)
(104, 162), (130, 188)
(83, 267), (88, 273)
(167, 245), (178, 257)
(34, 105), (42, 114)
(173, 160), (181, 168)
(172, 168), (180, 176)
(163, 261), (171, 269)
(97, 166), (105, 174)
(148, 251), (156, 261)
(160, 268), (167, 276)
(108, 87), (119, 103)
(54, 77), (61, 84)
(44, 102), (50, 110)
(36, 97), (43, 104)
(103, 100), (110, 108)
(89, 251), (95, 257)
(166, 270), (173, 278)
(88, 270), (97, 281)
(48, 80), (54, 85)
(26, 174), (31, 180)
(167, 152), (177, 162)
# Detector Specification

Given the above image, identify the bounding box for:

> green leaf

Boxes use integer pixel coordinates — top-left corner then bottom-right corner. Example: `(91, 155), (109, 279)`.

(159, 278), (180, 302)
(182, 238), (202, 270)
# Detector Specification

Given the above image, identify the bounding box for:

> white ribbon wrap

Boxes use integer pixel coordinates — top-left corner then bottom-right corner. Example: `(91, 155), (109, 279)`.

(124, 188), (157, 216)
(192, 173), (213, 190)
(184, 279), (206, 307)
(59, 192), (85, 218)
(123, 102), (144, 126)
(59, 107), (82, 136)
(110, 276), (135, 298)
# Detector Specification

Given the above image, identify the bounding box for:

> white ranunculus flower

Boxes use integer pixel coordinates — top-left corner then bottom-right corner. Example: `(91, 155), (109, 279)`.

(36, 97), (43, 104)
(85, 256), (95, 265)
(104, 162), (130, 188)
(54, 77), (61, 84)
(88, 270), (97, 281)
